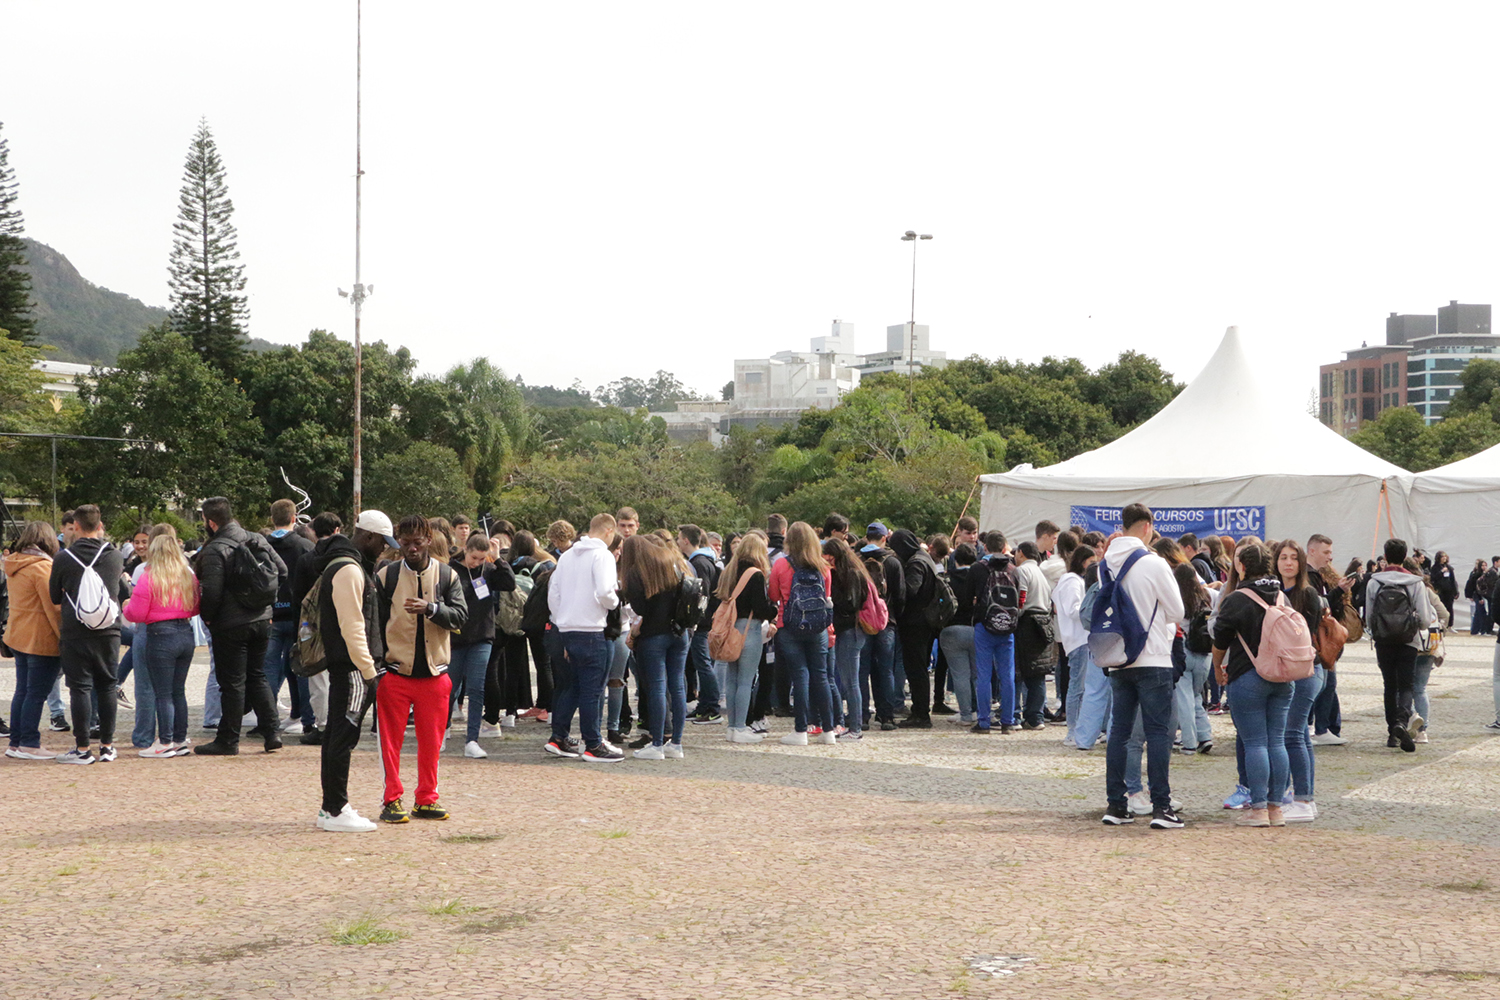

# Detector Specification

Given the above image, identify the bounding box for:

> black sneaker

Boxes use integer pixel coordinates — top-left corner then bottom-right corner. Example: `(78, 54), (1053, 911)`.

(1150, 807), (1185, 830)
(412, 802), (449, 821)
(896, 716), (932, 729)
(49, 715), (71, 733)
(582, 742), (624, 763)
(263, 735), (283, 753)
(380, 799), (410, 823)
(627, 733), (652, 749)
(0, 717), (9, 736)
(193, 740), (239, 756)
(1042, 707), (1060, 723)
(879, 720), (897, 732)
(969, 723), (992, 734)
(1022, 720), (1046, 731)
(96, 745), (117, 763)
(299, 727), (323, 746)
(1000, 724), (1016, 734)
(1393, 725), (1416, 753)
(1197, 741), (1214, 755)
(1386, 734), (1400, 748)
(89, 726), (101, 740)
(1101, 804), (1133, 825)
(931, 702), (957, 716)
(690, 711), (722, 725)
(608, 729), (624, 745)
(544, 738), (580, 758)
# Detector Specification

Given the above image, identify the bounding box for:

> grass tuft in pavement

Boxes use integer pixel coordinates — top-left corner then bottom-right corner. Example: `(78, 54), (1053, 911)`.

(330, 916), (406, 946)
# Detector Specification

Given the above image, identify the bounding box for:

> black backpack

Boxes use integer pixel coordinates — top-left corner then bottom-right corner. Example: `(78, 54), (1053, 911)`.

(673, 573), (707, 632)
(924, 570), (957, 630)
(1369, 582), (1420, 644)
(1184, 607), (1214, 655)
(981, 560), (1022, 635)
(227, 534), (280, 611)
(520, 564), (554, 633)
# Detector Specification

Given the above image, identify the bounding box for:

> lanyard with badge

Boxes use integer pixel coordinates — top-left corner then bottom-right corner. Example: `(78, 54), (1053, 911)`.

(470, 566), (490, 601)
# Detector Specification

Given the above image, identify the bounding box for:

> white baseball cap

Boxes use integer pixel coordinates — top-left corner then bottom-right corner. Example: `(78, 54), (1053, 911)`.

(354, 509), (399, 549)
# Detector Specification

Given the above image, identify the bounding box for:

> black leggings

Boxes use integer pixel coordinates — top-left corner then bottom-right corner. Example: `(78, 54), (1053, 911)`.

(1373, 641), (1417, 734)
(63, 634), (120, 748)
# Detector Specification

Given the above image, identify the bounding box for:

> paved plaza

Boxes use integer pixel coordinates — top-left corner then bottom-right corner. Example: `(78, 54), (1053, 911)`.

(4, 636), (1500, 999)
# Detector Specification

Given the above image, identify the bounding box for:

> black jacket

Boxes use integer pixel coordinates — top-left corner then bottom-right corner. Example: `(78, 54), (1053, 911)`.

(889, 529), (935, 629)
(625, 577), (679, 639)
(451, 555), (516, 646)
(1432, 563), (1459, 600)
(860, 544), (904, 619)
(968, 553), (1015, 623)
(49, 536), (130, 639)
(269, 530), (316, 623)
(830, 567), (869, 633)
(947, 562), (976, 627)
(316, 533), (385, 671)
(1212, 578), (1284, 685)
(727, 567), (777, 621)
(689, 551), (722, 619)
(197, 521), (288, 632)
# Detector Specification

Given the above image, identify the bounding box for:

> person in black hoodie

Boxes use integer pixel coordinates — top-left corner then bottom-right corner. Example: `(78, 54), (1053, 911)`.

(889, 528), (937, 728)
(678, 524), (723, 724)
(194, 496), (288, 755)
(265, 499), (316, 735)
(969, 531), (1019, 734)
(823, 537), (870, 740)
(449, 531), (515, 757)
(48, 504), (130, 763)
(859, 523), (904, 727)
(291, 511), (344, 746)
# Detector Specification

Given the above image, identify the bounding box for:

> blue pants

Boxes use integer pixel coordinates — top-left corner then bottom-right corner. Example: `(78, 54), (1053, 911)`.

(777, 629), (834, 733)
(687, 627), (720, 715)
(972, 626), (1015, 729)
(551, 631), (611, 749)
(1105, 667), (1175, 812)
(130, 627), (157, 748)
(1285, 664), (1324, 800)
(145, 619), (195, 745)
(1228, 670), (1293, 809)
(858, 624), (897, 722)
(834, 627), (867, 735)
(636, 630), (690, 746)
(9, 651), (61, 749)
(450, 642), (493, 743)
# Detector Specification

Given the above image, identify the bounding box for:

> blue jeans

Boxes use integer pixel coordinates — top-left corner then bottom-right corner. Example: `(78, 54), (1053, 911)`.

(636, 630), (689, 747)
(972, 626), (1015, 729)
(203, 645), (221, 728)
(858, 624), (897, 721)
(1174, 649), (1213, 750)
(551, 631), (611, 749)
(263, 620), (296, 706)
(1020, 673), (1047, 726)
(1413, 655), (1434, 733)
(131, 627), (157, 748)
(1285, 664), (1324, 799)
(450, 642), (493, 742)
(834, 627), (867, 735)
(1228, 670), (1293, 809)
(724, 620), (766, 730)
(1312, 666), (1341, 735)
(688, 627), (720, 715)
(9, 651), (62, 748)
(145, 619), (195, 745)
(607, 634), (630, 734)
(824, 643), (843, 727)
(938, 625), (976, 720)
(777, 629), (833, 733)
(1105, 667), (1175, 812)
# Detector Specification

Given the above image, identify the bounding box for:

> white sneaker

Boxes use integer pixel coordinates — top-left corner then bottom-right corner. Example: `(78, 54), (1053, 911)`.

(138, 742), (178, 758)
(780, 732), (808, 746)
(9, 747), (55, 760)
(729, 729), (764, 744)
(817, 731), (837, 745)
(633, 744), (666, 760)
(323, 805), (378, 833)
(1282, 800), (1318, 823)
(1062, 737), (1078, 748)
(1311, 732), (1348, 746)
(479, 723), (501, 738)
(664, 743), (684, 759)
(501, 714), (517, 729)
(464, 740), (488, 759)
(282, 720), (304, 735)
(316, 809), (329, 830)
(1127, 790), (1153, 816)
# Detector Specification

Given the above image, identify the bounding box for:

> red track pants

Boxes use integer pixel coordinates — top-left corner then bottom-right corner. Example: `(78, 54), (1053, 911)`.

(377, 671), (451, 807)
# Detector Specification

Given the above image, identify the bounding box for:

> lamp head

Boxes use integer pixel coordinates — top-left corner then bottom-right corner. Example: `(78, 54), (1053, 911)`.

(902, 230), (917, 240)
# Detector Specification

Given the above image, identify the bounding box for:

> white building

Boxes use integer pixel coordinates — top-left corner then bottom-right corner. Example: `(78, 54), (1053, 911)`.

(853, 323), (947, 378)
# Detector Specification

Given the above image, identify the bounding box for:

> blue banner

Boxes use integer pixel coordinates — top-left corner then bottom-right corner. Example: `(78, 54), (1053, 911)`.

(1069, 505), (1265, 539)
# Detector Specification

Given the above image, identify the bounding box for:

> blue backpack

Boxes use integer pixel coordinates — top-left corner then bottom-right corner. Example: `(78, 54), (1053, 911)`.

(783, 565), (833, 635)
(1088, 549), (1157, 668)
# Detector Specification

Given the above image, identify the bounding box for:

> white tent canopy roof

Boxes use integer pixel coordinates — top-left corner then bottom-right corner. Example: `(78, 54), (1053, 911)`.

(1006, 326), (1408, 480)
(1417, 440), (1500, 478)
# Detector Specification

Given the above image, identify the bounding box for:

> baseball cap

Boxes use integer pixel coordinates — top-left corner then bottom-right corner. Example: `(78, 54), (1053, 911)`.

(354, 509), (399, 549)
(866, 521), (889, 538)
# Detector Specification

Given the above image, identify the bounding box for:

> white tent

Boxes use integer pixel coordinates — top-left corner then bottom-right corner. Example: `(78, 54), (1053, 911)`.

(978, 326), (1412, 559)
(1407, 442), (1500, 565)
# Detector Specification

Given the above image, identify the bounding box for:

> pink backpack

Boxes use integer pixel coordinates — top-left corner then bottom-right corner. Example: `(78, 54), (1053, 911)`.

(1235, 589), (1316, 683)
(857, 585), (889, 635)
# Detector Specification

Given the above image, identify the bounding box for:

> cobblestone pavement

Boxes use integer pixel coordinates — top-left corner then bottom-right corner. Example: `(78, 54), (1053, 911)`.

(4, 637), (1500, 999)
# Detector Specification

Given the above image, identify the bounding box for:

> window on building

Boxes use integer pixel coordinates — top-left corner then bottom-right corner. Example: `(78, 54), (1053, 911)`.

(1362, 368), (1376, 393)
(815, 387), (828, 394)
(744, 372), (762, 384)
(1362, 397), (1376, 422)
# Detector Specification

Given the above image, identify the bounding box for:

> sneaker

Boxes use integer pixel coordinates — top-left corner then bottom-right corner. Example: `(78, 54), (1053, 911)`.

(1021, 720), (1046, 731)
(663, 743), (684, 759)
(729, 728), (764, 744)
(1150, 807), (1185, 830)
(380, 799), (410, 823)
(1415, 731), (1430, 744)
(1127, 791), (1153, 816)
(1387, 734), (1400, 748)
(807, 726), (823, 736)
(1266, 804), (1286, 827)
(932, 702), (957, 716)
(1197, 740), (1214, 754)
(1101, 804), (1134, 825)
(837, 730), (863, 741)
(999, 724), (1016, 734)
(880, 720), (897, 732)
(1178, 745), (1197, 755)
(1282, 801), (1317, 823)
(501, 714), (517, 729)
(412, 802), (450, 820)
(1223, 785), (1251, 810)
(627, 734), (652, 750)
(544, 738), (581, 759)
(194, 740), (238, 756)
(55, 748), (94, 765)
(608, 729), (625, 745)
(1393, 725), (1416, 753)
(171, 741), (193, 757)
(1408, 712), (1425, 735)
(1484, 720), (1500, 731)
(464, 741), (488, 759)
(479, 723), (501, 738)
(970, 723), (992, 734)
(1062, 737), (1078, 748)
(138, 742), (178, 758)
(1207, 704), (1223, 715)
(582, 742), (624, 763)
(49, 715), (70, 732)
(780, 732), (808, 745)
(533, 710), (550, 724)
(634, 743), (666, 759)
(323, 805), (378, 833)
(833, 725), (848, 736)
(299, 727), (324, 746)
(281, 720), (305, 735)
(10, 746), (55, 760)
(690, 711), (723, 725)
(749, 719), (768, 734)
(1236, 807), (1270, 828)
(817, 731), (837, 745)
(896, 717), (933, 729)
(97, 745), (117, 762)
(1311, 731), (1347, 745)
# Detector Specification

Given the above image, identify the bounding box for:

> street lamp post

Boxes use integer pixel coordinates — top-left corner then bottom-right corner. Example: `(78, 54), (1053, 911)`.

(338, 0), (372, 517)
(900, 230), (933, 408)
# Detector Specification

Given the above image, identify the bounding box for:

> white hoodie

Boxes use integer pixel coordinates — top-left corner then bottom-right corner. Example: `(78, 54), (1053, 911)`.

(1102, 535), (1184, 669)
(548, 536), (620, 632)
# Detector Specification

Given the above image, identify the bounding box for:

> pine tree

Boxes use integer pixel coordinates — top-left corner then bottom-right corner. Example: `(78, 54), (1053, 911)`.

(0, 121), (37, 346)
(167, 118), (248, 375)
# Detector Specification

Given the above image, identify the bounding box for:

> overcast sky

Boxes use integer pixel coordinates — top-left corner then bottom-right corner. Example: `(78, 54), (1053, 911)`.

(5, 2), (1498, 405)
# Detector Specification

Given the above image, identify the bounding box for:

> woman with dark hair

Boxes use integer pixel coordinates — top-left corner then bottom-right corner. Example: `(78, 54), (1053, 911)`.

(1430, 551), (1457, 629)
(449, 531), (515, 759)
(1174, 559), (1215, 755)
(768, 522), (836, 745)
(621, 534), (692, 759)
(1273, 538), (1323, 822)
(1213, 541), (1294, 828)
(939, 543), (980, 725)
(823, 537), (870, 741)
(4, 522), (62, 759)
(1056, 543), (1097, 747)
(493, 530), (554, 727)
(1465, 558), (1488, 635)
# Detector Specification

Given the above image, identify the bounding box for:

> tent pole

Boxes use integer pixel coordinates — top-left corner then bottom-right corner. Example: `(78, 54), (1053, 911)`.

(1370, 480), (1389, 561)
(952, 476), (981, 538)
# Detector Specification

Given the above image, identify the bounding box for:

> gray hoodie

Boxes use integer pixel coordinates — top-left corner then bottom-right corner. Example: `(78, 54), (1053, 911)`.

(1364, 569), (1437, 651)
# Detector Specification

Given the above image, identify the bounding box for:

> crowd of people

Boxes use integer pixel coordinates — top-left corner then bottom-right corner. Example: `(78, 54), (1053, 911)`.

(1, 496), (1492, 833)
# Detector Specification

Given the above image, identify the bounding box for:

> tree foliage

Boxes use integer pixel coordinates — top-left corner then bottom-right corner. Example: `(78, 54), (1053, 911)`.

(593, 370), (701, 411)
(364, 441), (480, 520)
(0, 121), (36, 346)
(406, 358), (530, 506)
(168, 119), (248, 376)
(1445, 358), (1500, 420)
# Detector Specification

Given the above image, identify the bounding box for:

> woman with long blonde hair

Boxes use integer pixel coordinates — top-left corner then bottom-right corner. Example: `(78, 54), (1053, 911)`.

(716, 532), (777, 742)
(123, 525), (201, 757)
(767, 521), (836, 745)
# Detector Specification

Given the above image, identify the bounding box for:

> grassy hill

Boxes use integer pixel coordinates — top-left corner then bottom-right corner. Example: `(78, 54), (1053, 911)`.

(20, 238), (276, 365)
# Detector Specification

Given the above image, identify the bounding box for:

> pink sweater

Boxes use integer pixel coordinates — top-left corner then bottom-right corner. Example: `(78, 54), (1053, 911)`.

(123, 567), (200, 623)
